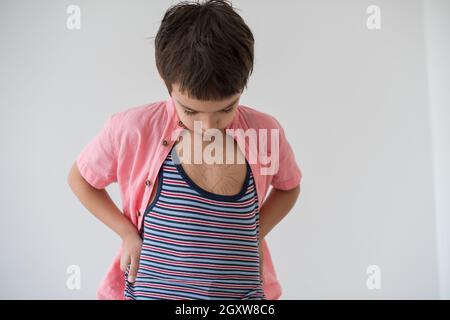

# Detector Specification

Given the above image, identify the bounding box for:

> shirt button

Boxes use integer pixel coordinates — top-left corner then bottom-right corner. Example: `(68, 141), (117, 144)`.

(162, 139), (168, 146)
(145, 179), (151, 186)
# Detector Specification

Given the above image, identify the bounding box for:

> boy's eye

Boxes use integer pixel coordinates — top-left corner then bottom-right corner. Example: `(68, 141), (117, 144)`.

(183, 109), (197, 116)
(183, 106), (234, 116)
(222, 106), (234, 113)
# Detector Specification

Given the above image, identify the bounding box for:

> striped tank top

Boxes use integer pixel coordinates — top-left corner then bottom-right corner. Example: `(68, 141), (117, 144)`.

(124, 143), (266, 300)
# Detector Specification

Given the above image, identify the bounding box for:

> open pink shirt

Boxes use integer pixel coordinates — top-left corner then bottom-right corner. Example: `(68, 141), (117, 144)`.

(76, 96), (302, 300)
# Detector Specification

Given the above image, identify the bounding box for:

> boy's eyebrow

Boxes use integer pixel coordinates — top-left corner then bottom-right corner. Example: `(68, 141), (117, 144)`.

(176, 97), (239, 112)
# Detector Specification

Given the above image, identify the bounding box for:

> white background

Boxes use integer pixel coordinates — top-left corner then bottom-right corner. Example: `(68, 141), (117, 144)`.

(0, 0), (448, 299)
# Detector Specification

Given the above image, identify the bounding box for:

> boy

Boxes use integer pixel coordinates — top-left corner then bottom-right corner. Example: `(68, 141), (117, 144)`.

(68, 0), (301, 300)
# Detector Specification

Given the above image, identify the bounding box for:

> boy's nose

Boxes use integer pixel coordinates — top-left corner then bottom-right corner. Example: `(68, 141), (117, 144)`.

(201, 117), (216, 132)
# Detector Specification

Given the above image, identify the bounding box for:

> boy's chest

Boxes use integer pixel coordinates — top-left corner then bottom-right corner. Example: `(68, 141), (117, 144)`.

(145, 136), (248, 207)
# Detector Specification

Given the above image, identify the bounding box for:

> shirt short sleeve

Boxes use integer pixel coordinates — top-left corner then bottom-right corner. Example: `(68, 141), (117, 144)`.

(270, 117), (302, 191)
(76, 115), (118, 189)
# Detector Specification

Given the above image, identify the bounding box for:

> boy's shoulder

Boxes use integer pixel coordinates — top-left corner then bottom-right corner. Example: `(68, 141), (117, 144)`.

(238, 104), (283, 130)
(111, 99), (166, 122)
(107, 100), (168, 135)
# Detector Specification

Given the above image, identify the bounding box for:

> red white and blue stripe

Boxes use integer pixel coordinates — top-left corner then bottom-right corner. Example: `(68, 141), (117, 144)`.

(124, 145), (265, 300)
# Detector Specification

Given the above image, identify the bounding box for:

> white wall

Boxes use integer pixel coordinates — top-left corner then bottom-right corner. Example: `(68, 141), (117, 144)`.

(423, 0), (450, 300)
(255, 0), (439, 299)
(0, 0), (445, 299)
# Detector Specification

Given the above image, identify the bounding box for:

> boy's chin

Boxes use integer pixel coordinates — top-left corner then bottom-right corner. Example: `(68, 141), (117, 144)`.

(187, 128), (226, 136)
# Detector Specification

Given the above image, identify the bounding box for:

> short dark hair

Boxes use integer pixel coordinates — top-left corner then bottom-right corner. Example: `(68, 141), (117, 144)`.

(155, 0), (254, 101)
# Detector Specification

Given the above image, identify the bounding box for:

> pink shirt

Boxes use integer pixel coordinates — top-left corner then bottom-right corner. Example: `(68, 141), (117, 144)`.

(76, 96), (302, 300)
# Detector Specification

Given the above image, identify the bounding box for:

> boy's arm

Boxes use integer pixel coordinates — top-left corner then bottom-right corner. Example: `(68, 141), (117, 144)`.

(259, 185), (301, 240)
(257, 116), (303, 275)
(261, 115), (303, 237)
(67, 162), (143, 283)
(67, 161), (136, 240)
(68, 112), (144, 282)
(257, 185), (300, 276)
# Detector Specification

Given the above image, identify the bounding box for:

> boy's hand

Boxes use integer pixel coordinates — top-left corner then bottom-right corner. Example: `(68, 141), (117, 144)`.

(120, 230), (143, 283)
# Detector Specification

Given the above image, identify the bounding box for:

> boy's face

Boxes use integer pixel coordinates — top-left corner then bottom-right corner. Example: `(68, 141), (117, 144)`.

(171, 82), (242, 135)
